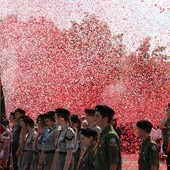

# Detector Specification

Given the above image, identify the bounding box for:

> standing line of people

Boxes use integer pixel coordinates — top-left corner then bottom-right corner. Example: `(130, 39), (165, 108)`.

(1, 103), (170, 170)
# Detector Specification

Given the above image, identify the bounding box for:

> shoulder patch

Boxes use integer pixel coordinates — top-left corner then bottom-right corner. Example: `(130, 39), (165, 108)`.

(109, 137), (116, 145)
(151, 145), (157, 151)
(65, 129), (74, 141)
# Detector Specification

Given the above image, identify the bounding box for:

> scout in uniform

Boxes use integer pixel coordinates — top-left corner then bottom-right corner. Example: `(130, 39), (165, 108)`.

(53, 108), (75, 170)
(159, 103), (170, 170)
(85, 109), (101, 134)
(71, 114), (86, 170)
(79, 128), (98, 170)
(20, 118), (38, 170)
(137, 120), (159, 170)
(39, 111), (58, 170)
(16, 116), (29, 170)
(32, 114), (46, 170)
(94, 105), (122, 170)
(11, 108), (25, 170)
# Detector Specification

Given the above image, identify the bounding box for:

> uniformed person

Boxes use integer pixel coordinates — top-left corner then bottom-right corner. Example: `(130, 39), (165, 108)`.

(94, 105), (122, 170)
(85, 109), (101, 134)
(79, 128), (98, 170)
(137, 120), (159, 170)
(20, 118), (38, 170)
(71, 114), (86, 170)
(159, 103), (170, 170)
(40, 111), (58, 170)
(53, 108), (75, 170)
(16, 115), (29, 170)
(32, 114), (46, 170)
(11, 108), (26, 170)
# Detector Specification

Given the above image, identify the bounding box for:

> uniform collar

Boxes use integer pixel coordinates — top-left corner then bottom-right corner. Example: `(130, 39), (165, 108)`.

(142, 136), (151, 145)
(100, 124), (112, 136)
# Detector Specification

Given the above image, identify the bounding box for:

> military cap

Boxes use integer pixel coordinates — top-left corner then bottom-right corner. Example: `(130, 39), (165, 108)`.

(84, 108), (96, 116)
(136, 120), (153, 133)
(81, 128), (98, 138)
(95, 105), (115, 117)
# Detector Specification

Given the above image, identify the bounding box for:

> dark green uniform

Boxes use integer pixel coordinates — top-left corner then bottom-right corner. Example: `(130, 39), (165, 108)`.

(161, 118), (170, 169)
(138, 136), (159, 170)
(94, 125), (122, 170)
(79, 143), (97, 170)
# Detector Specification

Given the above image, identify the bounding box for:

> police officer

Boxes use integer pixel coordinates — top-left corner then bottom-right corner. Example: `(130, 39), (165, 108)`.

(159, 103), (170, 170)
(137, 120), (159, 170)
(20, 118), (37, 170)
(79, 128), (98, 170)
(40, 111), (58, 170)
(85, 109), (101, 134)
(94, 105), (122, 170)
(71, 114), (86, 170)
(54, 108), (75, 170)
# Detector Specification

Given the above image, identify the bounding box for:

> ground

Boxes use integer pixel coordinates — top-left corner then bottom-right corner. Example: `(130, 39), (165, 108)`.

(122, 153), (166, 170)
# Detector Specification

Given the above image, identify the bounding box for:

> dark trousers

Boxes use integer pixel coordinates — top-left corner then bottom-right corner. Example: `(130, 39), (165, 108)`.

(11, 142), (19, 170)
(163, 143), (170, 170)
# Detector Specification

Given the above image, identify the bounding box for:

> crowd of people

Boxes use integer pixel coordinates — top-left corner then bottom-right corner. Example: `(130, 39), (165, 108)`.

(0, 103), (170, 170)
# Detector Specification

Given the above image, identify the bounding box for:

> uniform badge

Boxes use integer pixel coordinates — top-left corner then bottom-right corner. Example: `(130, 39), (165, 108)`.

(151, 145), (157, 151)
(109, 138), (116, 145)
(66, 130), (74, 140)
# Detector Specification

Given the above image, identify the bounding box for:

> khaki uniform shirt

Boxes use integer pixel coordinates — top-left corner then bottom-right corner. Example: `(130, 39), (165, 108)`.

(24, 129), (38, 151)
(56, 125), (75, 153)
(94, 125), (122, 170)
(138, 136), (159, 170)
(42, 125), (58, 151)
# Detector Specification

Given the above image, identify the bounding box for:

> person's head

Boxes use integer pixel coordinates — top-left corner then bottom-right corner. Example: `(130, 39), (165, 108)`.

(44, 111), (56, 127)
(81, 128), (98, 147)
(19, 115), (30, 128)
(55, 108), (70, 125)
(15, 108), (26, 119)
(166, 103), (170, 118)
(70, 114), (81, 130)
(84, 109), (96, 125)
(22, 118), (35, 131)
(36, 114), (46, 128)
(9, 112), (15, 123)
(95, 105), (115, 129)
(136, 120), (153, 139)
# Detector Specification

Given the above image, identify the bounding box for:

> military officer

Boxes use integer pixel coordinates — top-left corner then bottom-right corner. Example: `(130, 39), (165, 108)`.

(54, 108), (75, 170)
(159, 103), (170, 170)
(94, 105), (122, 170)
(79, 128), (98, 170)
(137, 120), (159, 170)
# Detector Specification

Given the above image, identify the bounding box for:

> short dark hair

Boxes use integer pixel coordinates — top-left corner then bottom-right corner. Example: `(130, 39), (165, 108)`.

(136, 120), (153, 134)
(84, 109), (95, 116)
(55, 108), (70, 122)
(95, 105), (115, 123)
(44, 111), (55, 122)
(23, 118), (34, 128)
(15, 108), (26, 115)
